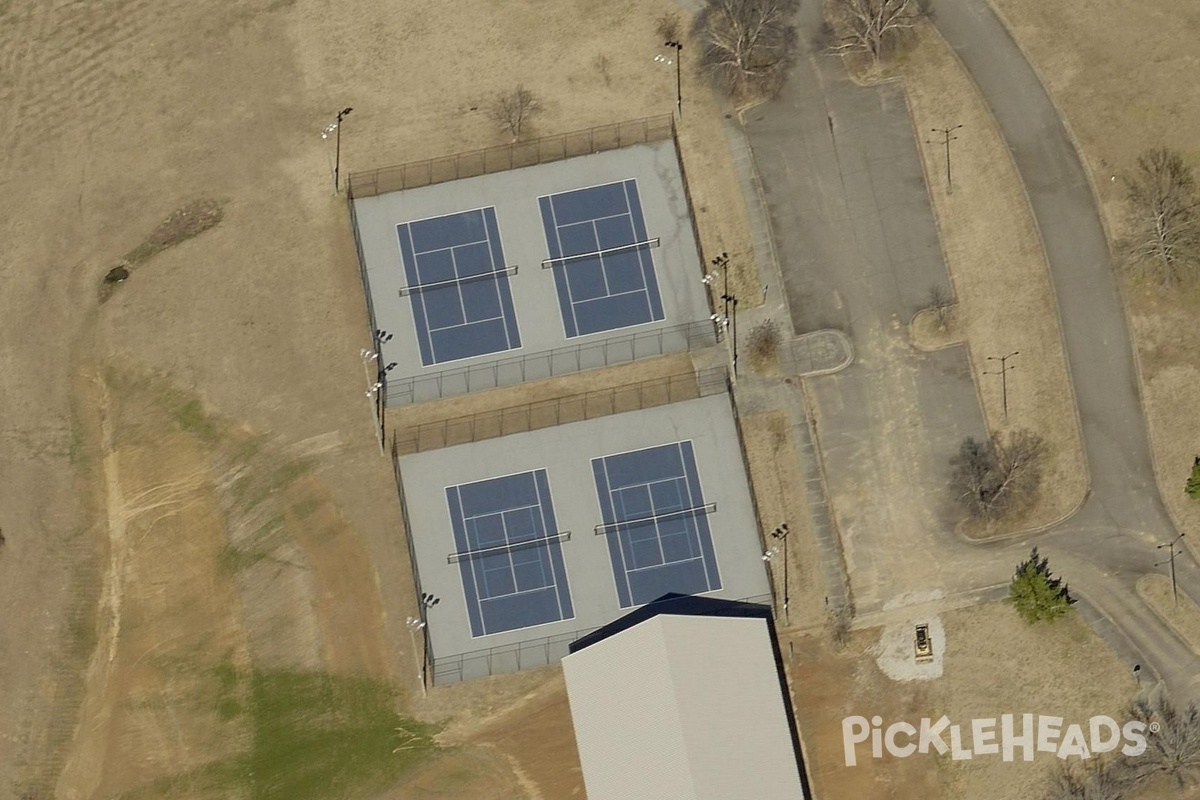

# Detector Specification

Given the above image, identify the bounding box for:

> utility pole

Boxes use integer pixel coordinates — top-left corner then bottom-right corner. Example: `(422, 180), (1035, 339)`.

(1157, 533), (1186, 607)
(927, 124), (963, 194)
(665, 40), (683, 117)
(983, 351), (1019, 420)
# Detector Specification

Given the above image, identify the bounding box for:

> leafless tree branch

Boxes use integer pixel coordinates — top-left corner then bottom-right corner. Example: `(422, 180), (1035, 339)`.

(927, 283), (953, 332)
(694, 0), (800, 102)
(1123, 147), (1200, 289)
(951, 428), (1045, 520)
(489, 85), (542, 141)
(826, 0), (927, 66)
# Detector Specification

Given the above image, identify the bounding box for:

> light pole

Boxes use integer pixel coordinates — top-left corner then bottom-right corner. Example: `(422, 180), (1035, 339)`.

(927, 124), (963, 194)
(664, 40), (683, 118)
(363, 329), (393, 451)
(771, 524), (790, 624)
(322, 107), (354, 192)
(405, 616), (427, 696)
(983, 351), (1019, 420)
(1157, 533), (1186, 607)
(710, 252), (730, 320)
(728, 296), (739, 374)
(414, 593), (440, 693)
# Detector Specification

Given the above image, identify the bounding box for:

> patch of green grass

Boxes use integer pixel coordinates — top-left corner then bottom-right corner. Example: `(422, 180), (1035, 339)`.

(216, 545), (268, 577)
(243, 671), (435, 799)
(232, 435), (264, 465)
(121, 670), (436, 800)
(214, 654), (239, 694)
(172, 398), (219, 443)
(217, 696), (243, 721)
(273, 458), (316, 490)
(291, 495), (323, 520)
(230, 458), (316, 512)
(68, 414), (86, 465)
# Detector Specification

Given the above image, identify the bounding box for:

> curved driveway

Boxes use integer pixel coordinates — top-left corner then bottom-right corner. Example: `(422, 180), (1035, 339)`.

(930, 0), (1200, 700)
(744, 0), (1200, 701)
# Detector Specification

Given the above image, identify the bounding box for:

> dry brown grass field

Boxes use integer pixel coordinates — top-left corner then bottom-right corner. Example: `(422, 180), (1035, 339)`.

(2, 0), (1194, 796)
(789, 601), (1140, 800)
(0, 0), (758, 797)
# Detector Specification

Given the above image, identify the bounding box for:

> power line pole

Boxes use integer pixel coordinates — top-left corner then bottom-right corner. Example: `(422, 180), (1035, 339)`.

(1157, 533), (1186, 607)
(927, 124), (963, 194)
(983, 351), (1019, 420)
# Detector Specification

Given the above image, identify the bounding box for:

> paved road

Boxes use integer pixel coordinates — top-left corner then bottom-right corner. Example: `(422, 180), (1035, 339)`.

(744, 0), (998, 614)
(930, 0), (1200, 697)
(745, 0), (995, 615)
(742, 0), (1200, 699)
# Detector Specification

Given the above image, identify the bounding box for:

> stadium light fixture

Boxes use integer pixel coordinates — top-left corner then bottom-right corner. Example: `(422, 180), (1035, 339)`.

(664, 40), (683, 117)
(324, 107), (354, 192)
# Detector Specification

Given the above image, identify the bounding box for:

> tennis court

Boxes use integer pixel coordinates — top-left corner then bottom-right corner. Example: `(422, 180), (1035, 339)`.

(396, 206), (522, 366)
(539, 179), (665, 338)
(591, 441), (722, 608)
(445, 469), (575, 637)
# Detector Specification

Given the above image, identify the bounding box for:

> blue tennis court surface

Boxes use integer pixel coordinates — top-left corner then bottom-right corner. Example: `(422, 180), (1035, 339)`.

(397, 207), (521, 366)
(446, 470), (574, 637)
(539, 180), (665, 338)
(591, 441), (721, 608)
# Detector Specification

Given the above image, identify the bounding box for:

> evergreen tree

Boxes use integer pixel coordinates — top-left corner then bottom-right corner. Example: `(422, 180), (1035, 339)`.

(1186, 456), (1200, 500)
(1009, 547), (1073, 624)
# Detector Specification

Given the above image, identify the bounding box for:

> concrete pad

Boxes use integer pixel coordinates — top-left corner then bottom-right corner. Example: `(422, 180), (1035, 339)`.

(352, 139), (713, 404)
(397, 394), (771, 684)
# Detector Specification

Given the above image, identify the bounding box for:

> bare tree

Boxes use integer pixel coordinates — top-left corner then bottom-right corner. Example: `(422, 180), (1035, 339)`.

(693, 0), (800, 102)
(747, 318), (782, 362)
(1127, 684), (1200, 789)
(1048, 757), (1135, 800)
(951, 428), (1045, 520)
(489, 85), (542, 141)
(655, 10), (683, 42)
(1123, 147), (1200, 289)
(592, 54), (613, 87)
(827, 606), (852, 650)
(827, 0), (928, 66)
(927, 283), (953, 332)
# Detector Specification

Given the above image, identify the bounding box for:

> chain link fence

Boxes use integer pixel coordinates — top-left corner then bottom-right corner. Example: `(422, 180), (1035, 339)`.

(393, 366), (729, 455)
(430, 593), (774, 685)
(387, 319), (719, 406)
(348, 115), (675, 198)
